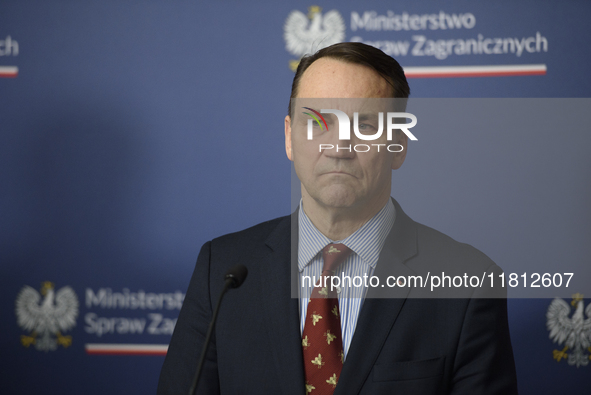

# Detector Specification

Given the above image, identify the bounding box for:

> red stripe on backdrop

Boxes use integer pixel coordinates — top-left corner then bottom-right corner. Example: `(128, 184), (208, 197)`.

(406, 70), (547, 78)
(85, 344), (168, 356)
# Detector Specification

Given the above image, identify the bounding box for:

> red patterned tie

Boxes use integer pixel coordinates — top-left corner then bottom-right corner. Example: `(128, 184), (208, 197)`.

(302, 243), (352, 394)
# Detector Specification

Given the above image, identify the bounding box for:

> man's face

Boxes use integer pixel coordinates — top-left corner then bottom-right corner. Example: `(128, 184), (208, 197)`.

(285, 58), (407, 213)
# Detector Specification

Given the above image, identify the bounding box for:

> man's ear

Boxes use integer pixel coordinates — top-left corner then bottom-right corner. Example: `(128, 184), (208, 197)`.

(391, 132), (407, 170)
(285, 115), (293, 161)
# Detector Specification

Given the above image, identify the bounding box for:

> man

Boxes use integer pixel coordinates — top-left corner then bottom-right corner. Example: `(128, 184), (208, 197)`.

(158, 42), (518, 394)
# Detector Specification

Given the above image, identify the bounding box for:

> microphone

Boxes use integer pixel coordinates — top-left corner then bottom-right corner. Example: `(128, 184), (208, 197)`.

(225, 264), (248, 289)
(188, 264), (248, 395)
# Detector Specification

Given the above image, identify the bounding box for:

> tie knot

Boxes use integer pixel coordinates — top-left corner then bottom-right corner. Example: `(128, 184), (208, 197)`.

(321, 243), (352, 273)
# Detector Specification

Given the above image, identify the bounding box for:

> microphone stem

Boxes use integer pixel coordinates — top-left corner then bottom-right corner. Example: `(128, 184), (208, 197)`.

(188, 277), (233, 395)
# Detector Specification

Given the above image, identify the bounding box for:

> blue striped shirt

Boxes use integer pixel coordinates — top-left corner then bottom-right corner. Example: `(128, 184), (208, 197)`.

(298, 199), (396, 359)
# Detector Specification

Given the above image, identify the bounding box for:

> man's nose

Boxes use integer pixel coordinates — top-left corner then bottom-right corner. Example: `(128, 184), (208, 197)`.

(322, 130), (356, 159)
(322, 143), (356, 159)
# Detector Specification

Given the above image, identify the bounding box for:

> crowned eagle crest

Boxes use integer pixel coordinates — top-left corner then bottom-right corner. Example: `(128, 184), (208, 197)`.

(15, 282), (79, 352)
(546, 293), (591, 367)
(284, 6), (345, 71)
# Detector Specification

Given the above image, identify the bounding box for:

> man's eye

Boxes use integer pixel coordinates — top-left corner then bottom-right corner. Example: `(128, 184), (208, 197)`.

(358, 123), (374, 131)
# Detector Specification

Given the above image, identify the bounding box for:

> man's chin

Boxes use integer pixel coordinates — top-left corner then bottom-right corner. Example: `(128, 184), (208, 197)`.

(313, 188), (361, 210)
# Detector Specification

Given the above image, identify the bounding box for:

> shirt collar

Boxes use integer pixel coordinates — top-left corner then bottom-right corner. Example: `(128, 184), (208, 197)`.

(297, 199), (396, 272)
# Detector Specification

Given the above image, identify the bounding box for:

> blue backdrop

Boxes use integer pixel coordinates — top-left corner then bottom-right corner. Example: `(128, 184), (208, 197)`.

(1, 1), (590, 393)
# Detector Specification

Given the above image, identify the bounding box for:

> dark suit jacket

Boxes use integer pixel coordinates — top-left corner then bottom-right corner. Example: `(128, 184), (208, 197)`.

(158, 199), (518, 394)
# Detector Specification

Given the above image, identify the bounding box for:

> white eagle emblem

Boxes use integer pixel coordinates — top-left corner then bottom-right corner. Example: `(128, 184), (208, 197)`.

(546, 293), (591, 367)
(284, 6), (345, 71)
(15, 281), (79, 352)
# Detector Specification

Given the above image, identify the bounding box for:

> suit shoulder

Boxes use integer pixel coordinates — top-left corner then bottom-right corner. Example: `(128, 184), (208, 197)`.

(210, 215), (290, 249)
(413, 221), (498, 272)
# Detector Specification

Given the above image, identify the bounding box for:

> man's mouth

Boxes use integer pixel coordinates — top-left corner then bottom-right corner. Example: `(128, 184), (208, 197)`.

(323, 170), (355, 177)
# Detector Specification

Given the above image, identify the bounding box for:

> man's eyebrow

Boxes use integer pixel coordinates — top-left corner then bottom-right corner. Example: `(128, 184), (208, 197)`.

(355, 113), (379, 121)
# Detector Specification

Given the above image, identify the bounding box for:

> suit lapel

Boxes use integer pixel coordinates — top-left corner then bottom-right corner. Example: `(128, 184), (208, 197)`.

(259, 214), (305, 395)
(335, 199), (419, 394)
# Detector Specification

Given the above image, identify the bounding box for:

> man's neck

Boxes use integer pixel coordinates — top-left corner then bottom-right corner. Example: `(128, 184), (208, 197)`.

(301, 194), (390, 241)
